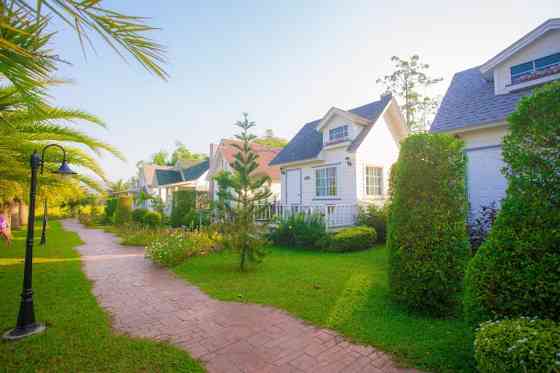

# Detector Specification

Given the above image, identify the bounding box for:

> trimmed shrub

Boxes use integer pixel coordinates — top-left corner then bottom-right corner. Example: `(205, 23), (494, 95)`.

(474, 317), (560, 373)
(114, 196), (133, 225)
(464, 82), (560, 327)
(326, 226), (377, 252)
(104, 197), (117, 222)
(143, 211), (162, 228)
(356, 204), (387, 242)
(270, 212), (327, 249)
(131, 208), (149, 224)
(388, 133), (469, 316)
(170, 190), (196, 228)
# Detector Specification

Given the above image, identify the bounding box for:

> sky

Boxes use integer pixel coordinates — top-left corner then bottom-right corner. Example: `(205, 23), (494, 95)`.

(49, 0), (559, 182)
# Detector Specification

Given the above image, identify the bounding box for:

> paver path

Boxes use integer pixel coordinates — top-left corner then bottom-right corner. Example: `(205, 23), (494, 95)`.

(63, 220), (420, 373)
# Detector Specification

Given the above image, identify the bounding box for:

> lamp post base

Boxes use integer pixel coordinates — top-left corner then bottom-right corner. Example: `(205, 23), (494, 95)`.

(2, 323), (46, 341)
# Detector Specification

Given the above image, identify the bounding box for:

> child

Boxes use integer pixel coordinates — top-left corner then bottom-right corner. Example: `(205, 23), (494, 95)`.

(0, 209), (12, 247)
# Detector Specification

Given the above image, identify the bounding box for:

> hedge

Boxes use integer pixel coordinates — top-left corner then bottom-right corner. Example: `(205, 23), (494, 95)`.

(326, 226), (377, 252)
(131, 208), (149, 224)
(474, 318), (560, 373)
(170, 190), (196, 228)
(114, 196), (132, 225)
(104, 198), (117, 221)
(464, 82), (560, 326)
(356, 204), (387, 242)
(387, 133), (469, 316)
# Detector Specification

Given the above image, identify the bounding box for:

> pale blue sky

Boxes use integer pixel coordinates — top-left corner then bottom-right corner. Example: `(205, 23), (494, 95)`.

(50, 1), (558, 181)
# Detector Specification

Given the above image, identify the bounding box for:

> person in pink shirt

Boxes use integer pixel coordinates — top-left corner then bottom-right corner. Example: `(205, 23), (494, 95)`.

(0, 208), (12, 246)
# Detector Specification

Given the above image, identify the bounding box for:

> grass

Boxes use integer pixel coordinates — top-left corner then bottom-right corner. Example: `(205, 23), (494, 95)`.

(174, 245), (475, 372)
(0, 221), (204, 372)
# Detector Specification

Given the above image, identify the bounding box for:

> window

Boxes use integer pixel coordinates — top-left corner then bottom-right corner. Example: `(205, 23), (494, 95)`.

(510, 52), (560, 84)
(329, 125), (349, 142)
(316, 167), (337, 197)
(365, 166), (383, 196)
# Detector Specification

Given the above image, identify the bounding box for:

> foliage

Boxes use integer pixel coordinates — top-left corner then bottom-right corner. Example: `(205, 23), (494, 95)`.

(388, 133), (469, 316)
(114, 196), (133, 225)
(108, 179), (133, 193)
(170, 190), (196, 228)
(377, 55), (442, 132)
(171, 141), (206, 165)
(131, 208), (149, 224)
(0, 222), (203, 372)
(114, 224), (162, 246)
(150, 150), (170, 166)
(356, 204), (388, 242)
(467, 203), (498, 255)
(212, 171), (234, 225)
(269, 213), (327, 249)
(326, 226), (377, 252)
(174, 246), (475, 372)
(143, 211), (162, 228)
(254, 129), (288, 148)
(145, 228), (222, 267)
(464, 82), (560, 327)
(474, 317), (560, 373)
(104, 197), (118, 222)
(226, 113), (273, 271)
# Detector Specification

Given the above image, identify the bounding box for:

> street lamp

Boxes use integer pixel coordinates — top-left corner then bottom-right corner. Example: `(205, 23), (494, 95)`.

(3, 144), (76, 340)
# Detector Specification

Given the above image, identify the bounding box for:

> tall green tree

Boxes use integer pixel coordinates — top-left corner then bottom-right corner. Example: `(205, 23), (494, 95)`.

(170, 141), (206, 165)
(377, 55), (442, 132)
(150, 150), (169, 166)
(228, 113), (272, 271)
(254, 129), (288, 148)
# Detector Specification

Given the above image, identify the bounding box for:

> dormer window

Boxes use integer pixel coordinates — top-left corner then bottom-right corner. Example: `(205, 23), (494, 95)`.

(510, 52), (560, 85)
(329, 125), (349, 142)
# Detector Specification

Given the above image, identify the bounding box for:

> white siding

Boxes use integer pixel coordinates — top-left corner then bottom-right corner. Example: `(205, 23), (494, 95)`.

(321, 114), (364, 145)
(494, 29), (560, 95)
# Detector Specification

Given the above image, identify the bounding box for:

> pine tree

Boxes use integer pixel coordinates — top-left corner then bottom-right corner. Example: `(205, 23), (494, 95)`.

(228, 113), (272, 271)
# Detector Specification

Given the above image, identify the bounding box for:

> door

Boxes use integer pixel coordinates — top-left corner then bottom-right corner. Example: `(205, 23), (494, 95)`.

(285, 169), (302, 204)
(466, 146), (507, 216)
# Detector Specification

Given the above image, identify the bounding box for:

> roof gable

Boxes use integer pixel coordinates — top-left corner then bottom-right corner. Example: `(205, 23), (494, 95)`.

(218, 139), (282, 181)
(181, 160), (209, 181)
(315, 107), (370, 132)
(155, 169), (183, 186)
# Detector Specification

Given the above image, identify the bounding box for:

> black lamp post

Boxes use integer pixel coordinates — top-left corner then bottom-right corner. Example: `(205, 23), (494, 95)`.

(3, 144), (76, 340)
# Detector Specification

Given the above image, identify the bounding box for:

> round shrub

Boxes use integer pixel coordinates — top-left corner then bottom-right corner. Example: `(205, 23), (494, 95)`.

(131, 208), (149, 224)
(387, 133), (469, 316)
(326, 226), (377, 252)
(269, 213), (327, 249)
(143, 211), (162, 228)
(474, 317), (560, 373)
(464, 82), (560, 327)
(114, 196), (132, 225)
(356, 204), (387, 242)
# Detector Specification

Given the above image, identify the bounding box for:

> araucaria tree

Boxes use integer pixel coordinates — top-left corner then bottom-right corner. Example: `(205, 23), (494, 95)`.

(377, 55), (442, 132)
(228, 113), (272, 271)
(464, 82), (560, 327)
(387, 133), (469, 316)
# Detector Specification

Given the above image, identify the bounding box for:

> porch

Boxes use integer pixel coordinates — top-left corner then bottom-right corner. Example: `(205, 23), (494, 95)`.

(255, 203), (358, 230)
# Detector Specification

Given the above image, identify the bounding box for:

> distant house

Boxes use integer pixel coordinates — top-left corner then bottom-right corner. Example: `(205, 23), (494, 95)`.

(269, 94), (407, 228)
(137, 160), (209, 213)
(207, 139), (282, 201)
(430, 18), (560, 216)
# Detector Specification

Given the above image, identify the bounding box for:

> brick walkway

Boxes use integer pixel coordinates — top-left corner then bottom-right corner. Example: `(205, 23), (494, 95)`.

(64, 220), (420, 373)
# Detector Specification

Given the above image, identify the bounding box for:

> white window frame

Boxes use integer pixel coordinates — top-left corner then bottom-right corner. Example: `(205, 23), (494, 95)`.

(365, 166), (383, 197)
(315, 166), (337, 197)
(329, 125), (349, 142)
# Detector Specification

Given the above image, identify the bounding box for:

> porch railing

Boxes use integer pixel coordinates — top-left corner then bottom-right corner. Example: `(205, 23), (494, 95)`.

(255, 203), (358, 230)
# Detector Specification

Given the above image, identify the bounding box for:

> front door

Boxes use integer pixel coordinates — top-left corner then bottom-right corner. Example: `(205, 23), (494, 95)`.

(285, 169), (302, 204)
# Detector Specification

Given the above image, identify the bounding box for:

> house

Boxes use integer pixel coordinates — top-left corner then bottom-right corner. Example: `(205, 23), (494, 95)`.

(269, 93), (408, 227)
(430, 18), (560, 216)
(207, 139), (282, 201)
(137, 160), (210, 213)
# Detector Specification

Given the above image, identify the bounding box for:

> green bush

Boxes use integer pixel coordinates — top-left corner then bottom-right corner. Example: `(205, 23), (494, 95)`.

(474, 317), (560, 373)
(356, 204), (387, 242)
(114, 196), (133, 225)
(131, 208), (149, 224)
(388, 133), (469, 316)
(464, 82), (560, 326)
(104, 198), (117, 223)
(170, 190), (196, 228)
(143, 211), (162, 228)
(326, 226), (377, 252)
(145, 229), (222, 267)
(270, 212), (327, 249)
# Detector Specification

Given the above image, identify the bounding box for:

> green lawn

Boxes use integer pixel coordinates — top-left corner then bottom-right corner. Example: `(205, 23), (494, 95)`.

(174, 246), (475, 373)
(0, 221), (204, 372)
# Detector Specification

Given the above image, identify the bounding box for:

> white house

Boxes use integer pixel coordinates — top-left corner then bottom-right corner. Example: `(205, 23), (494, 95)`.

(207, 139), (282, 201)
(430, 18), (560, 217)
(269, 93), (408, 227)
(137, 160), (209, 213)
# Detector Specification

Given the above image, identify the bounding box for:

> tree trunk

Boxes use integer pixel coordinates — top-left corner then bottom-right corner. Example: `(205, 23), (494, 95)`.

(18, 201), (28, 227)
(8, 200), (20, 231)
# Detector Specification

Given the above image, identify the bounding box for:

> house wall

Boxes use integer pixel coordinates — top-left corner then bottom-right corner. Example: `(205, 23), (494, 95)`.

(494, 29), (560, 95)
(456, 124), (508, 149)
(355, 113), (400, 207)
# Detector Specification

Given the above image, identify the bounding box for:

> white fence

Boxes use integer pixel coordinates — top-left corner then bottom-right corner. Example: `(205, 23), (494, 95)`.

(255, 203), (358, 230)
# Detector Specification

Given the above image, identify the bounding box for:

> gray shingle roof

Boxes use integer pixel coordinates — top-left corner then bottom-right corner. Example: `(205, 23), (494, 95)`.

(181, 160), (209, 181)
(155, 169), (183, 185)
(430, 67), (532, 133)
(270, 95), (392, 166)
